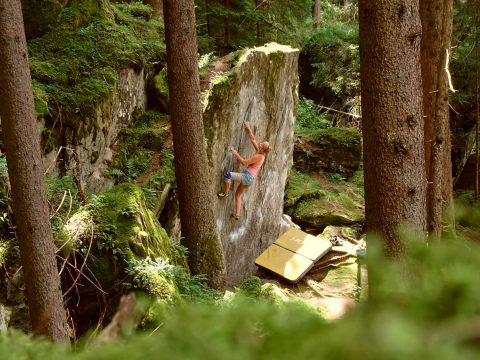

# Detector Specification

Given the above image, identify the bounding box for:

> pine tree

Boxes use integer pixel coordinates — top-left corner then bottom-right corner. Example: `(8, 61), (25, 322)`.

(163, 0), (227, 288)
(0, 0), (69, 341)
(359, 0), (427, 256)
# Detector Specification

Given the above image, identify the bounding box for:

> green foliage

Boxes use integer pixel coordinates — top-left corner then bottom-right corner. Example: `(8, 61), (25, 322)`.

(142, 149), (176, 209)
(109, 111), (169, 186)
(450, 0), (479, 113)
(106, 110), (175, 210)
(5, 235), (480, 360)
(237, 276), (262, 298)
(453, 191), (480, 238)
(29, 2), (165, 120)
(295, 96), (332, 132)
(299, 127), (361, 149)
(125, 257), (180, 300)
(195, 0), (312, 52)
(300, 2), (359, 107)
(0, 157), (13, 240)
(284, 170), (326, 208)
(0, 157), (7, 179)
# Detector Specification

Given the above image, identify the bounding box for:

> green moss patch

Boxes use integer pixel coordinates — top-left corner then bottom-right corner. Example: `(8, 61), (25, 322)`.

(285, 170), (364, 232)
(297, 127), (361, 149)
(107, 111), (175, 209)
(29, 2), (165, 119)
(62, 183), (181, 282)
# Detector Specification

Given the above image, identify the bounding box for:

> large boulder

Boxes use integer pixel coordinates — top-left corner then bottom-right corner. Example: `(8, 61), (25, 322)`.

(203, 43), (299, 285)
(294, 127), (361, 177)
(60, 183), (185, 333)
(43, 68), (149, 192)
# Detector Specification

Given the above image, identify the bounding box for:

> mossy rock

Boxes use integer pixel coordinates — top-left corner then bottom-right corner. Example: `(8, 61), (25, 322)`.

(63, 183), (182, 266)
(29, 2), (165, 122)
(294, 127), (361, 177)
(63, 0), (112, 30)
(60, 183), (186, 333)
(21, 0), (64, 40)
(287, 195), (364, 233)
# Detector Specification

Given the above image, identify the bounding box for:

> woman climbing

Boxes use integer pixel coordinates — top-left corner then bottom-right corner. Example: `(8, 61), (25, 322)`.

(217, 122), (272, 219)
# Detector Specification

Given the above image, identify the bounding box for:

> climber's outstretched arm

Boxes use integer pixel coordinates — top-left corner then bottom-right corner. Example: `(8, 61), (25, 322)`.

(231, 148), (262, 166)
(244, 122), (259, 152)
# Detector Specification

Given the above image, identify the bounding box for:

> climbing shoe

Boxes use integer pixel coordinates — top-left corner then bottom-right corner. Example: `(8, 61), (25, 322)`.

(231, 213), (240, 220)
(217, 192), (229, 198)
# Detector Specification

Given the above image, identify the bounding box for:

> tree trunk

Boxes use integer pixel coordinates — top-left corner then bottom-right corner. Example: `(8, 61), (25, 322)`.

(359, 0), (426, 256)
(313, 0), (321, 30)
(420, 0), (454, 239)
(0, 1), (69, 341)
(476, 16), (480, 200)
(163, 0), (226, 289)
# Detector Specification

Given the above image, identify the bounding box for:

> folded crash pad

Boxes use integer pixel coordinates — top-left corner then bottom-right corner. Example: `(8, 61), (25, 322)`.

(255, 228), (332, 283)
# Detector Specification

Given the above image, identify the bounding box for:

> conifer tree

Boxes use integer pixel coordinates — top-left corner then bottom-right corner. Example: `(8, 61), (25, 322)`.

(0, 0), (69, 341)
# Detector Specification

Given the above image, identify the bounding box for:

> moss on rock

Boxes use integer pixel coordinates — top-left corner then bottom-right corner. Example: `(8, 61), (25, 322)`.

(62, 183), (185, 285)
(29, 2), (165, 121)
(285, 170), (364, 233)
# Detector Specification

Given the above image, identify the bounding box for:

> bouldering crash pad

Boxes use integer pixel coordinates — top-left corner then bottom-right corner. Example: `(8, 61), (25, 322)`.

(255, 228), (332, 283)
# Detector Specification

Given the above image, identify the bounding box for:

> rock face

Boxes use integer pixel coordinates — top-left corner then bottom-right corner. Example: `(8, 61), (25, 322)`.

(203, 43), (299, 286)
(44, 68), (148, 192)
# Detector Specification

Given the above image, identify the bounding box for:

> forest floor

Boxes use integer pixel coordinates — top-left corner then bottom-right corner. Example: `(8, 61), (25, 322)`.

(257, 237), (366, 320)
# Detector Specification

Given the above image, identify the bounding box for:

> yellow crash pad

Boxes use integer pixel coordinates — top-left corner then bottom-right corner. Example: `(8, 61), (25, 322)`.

(255, 228), (332, 283)
(274, 228), (332, 261)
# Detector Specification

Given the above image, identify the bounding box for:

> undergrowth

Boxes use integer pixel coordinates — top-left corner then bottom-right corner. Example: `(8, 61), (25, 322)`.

(3, 237), (480, 359)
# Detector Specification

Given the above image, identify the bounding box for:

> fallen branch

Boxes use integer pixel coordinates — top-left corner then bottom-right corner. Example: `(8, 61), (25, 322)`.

(73, 176), (87, 206)
(315, 104), (361, 118)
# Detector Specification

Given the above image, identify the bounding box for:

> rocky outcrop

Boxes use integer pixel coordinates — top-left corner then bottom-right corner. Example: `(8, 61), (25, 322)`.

(60, 183), (184, 334)
(294, 127), (361, 177)
(203, 43), (299, 286)
(43, 68), (148, 192)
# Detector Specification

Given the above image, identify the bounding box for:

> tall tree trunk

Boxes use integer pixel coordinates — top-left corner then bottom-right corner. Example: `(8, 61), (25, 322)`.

(313, 0), (321, 30)
(420, 0), (454, 239)
(163, 0), (226, 288)
(359, 0), (426, 256)
(0, 1), (69, 341)
(476, 12), (480, 200)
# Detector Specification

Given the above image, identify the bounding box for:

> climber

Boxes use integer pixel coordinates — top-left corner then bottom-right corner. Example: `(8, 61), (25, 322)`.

(217, 122), (272, 220)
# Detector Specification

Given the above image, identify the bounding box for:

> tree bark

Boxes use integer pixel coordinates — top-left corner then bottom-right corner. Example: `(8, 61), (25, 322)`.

(163, 0), (226, 288)
(313, 0), (321, 30)
(420, 0), (454, 239)
(359, 0), (426, 256)
(0, 0), (69, 341)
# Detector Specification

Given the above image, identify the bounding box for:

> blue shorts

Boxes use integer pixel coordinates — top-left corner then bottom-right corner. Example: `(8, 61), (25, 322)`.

(225, 171), (254, 187)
